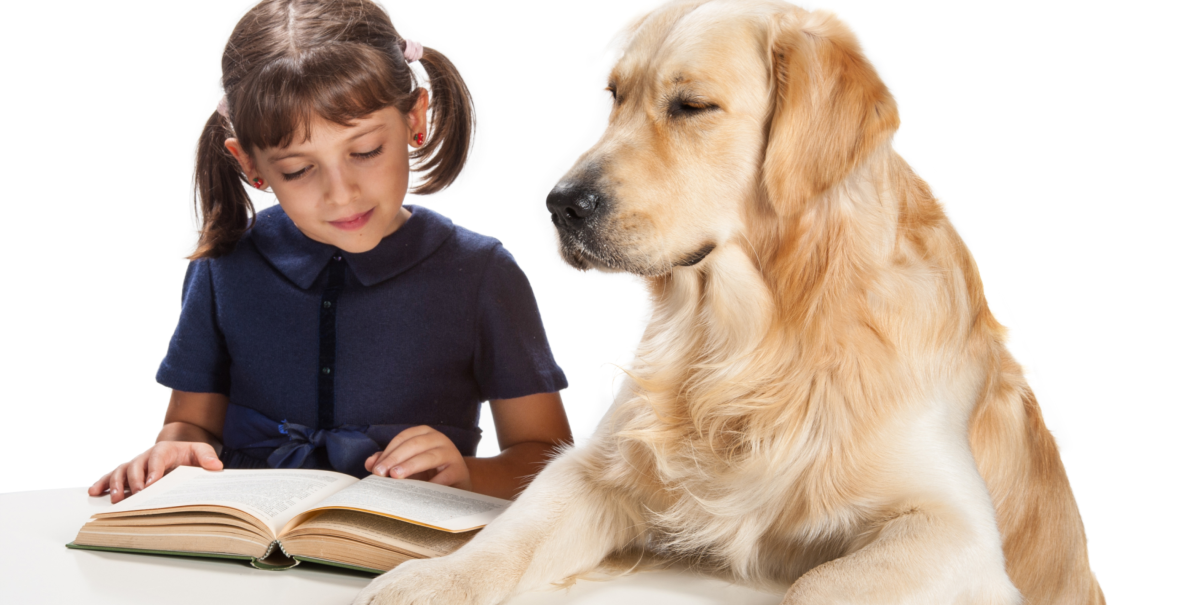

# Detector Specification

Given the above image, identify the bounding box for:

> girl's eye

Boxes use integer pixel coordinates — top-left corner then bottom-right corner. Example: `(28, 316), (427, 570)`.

(281, 167), (309, 181)
(278, 145), (381, 181)
(353, 145), (384, 159)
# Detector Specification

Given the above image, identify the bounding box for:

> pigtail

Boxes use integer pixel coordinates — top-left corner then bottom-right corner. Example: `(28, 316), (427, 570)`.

(191, 110), (256, 259)
(409, 45), (475, 195)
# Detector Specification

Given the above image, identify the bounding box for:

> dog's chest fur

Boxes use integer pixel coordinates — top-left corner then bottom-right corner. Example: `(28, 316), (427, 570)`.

(585, 257), (912, 584)
(598, 371), (884, 586)
(580, 224), (990, 586)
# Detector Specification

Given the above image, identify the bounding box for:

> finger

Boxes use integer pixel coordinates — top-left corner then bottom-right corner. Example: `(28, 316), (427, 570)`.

(191, 443), (223, 470)
(407, 469), (436, 482)
(364, 452), (381, 471)
(127, 453), (148, 493)
(89, 472), (114, 496)
(427, 461), (469, 488)
(372, 433), (445, 476)
(376, 426), (436, 463)
(145, 446), (169, 486)
(110, 465), (128, 504)
(387, 448), (451, 479)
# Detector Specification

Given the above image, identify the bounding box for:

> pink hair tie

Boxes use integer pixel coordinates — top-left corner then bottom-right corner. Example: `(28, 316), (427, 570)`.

(216, 95), (230, 119)
(403, 40), (423, 63)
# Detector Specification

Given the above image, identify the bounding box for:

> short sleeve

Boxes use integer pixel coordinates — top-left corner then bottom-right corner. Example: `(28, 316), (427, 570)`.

(472, 245), (569, 401)
(155, 259), (232, 394)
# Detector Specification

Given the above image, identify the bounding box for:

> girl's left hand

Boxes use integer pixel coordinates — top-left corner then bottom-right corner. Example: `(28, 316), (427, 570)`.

(365, 426), (472, 491)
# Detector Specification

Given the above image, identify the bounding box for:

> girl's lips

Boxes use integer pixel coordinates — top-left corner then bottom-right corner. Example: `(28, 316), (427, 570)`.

(329, 208), (374, 231)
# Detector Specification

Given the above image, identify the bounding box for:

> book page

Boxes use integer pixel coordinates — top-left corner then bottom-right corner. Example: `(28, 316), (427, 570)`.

(305, 475), (511, 531)
(284, 509), (475, 558)
(103, 467), (359, 535)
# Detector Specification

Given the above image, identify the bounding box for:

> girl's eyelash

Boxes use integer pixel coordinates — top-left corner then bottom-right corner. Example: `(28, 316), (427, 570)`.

(354, 145), (384, 159)
(278, 145), (383, 182)
(281, 167), (308, 181)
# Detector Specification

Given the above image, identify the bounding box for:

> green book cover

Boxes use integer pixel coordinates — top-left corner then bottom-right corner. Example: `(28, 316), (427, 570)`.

(65, 541), (383, 574)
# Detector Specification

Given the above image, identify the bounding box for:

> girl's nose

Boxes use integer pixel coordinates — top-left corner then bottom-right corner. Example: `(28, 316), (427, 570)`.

(324, 165), (358, 206)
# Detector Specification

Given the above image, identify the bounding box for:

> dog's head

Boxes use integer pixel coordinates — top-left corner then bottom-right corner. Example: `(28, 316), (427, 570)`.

(548, 0), (898, 276)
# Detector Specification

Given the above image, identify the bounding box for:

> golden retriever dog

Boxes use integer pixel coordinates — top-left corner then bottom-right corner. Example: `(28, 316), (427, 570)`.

(356, 1), (1103, 603)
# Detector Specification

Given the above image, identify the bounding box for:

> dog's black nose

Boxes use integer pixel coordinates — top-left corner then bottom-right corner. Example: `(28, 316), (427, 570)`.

(547, 181), (602, 227)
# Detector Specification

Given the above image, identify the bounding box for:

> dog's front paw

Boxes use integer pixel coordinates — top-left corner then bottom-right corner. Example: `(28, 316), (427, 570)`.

(352, 556), (509, 605)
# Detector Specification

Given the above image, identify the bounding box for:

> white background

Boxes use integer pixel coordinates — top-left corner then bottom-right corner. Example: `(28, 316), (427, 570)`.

(1, 0), (1196, 601)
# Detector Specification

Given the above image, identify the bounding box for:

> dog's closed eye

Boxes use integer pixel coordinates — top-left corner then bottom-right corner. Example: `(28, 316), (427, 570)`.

(606, 83), (622, 105)
(668, 96), (719, 119)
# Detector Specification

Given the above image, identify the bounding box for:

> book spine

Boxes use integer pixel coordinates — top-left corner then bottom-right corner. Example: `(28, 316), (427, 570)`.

(261, 540), (280, 560)
(250, 541), (301, 571)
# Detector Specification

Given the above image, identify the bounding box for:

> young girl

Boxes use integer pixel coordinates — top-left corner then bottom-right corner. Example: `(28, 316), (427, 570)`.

(89, 0), (571, 503)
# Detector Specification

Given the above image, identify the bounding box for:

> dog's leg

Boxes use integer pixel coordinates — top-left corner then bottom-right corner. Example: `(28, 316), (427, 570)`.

(781, 502), (1021, 605)
(353, 444), (642, 605)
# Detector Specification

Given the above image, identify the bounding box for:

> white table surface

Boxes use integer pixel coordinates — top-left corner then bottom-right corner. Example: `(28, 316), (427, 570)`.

(0, 488), (784, 605)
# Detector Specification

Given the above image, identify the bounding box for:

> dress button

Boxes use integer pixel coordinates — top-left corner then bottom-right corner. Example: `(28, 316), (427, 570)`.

(322, 367), (331, 375)
(323, 301), (332, 309)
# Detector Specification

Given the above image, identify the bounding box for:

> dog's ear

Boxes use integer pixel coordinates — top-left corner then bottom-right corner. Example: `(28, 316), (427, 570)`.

(763, 10), (899, 215)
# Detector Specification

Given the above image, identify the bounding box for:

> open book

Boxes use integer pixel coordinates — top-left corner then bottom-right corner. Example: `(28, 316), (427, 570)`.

(67, 466), (510, 574)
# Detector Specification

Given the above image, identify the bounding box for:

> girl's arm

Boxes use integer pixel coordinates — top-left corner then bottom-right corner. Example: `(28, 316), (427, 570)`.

(466, 391), (573, 500)
(366, 392), (573, 500)
(88, 390), (229, 503)
(156, 389), (228, 447)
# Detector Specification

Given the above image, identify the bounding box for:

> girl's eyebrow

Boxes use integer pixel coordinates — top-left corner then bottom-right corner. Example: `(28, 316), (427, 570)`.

(345, 123), (386, 142)
(267, 124), (387, 162)
(269, 150), (307, 162)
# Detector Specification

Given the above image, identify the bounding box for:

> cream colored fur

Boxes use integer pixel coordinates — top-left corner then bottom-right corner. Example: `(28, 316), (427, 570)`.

(354, 2), (1102, 604)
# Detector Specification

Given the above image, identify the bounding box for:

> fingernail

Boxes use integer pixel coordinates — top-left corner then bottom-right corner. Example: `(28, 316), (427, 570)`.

(389, 467), (405, 478)
(374, 465), (386, 475)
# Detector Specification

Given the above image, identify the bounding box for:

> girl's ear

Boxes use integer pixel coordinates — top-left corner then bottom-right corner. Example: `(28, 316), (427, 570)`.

(224, 138), (259, 181)
(405, 88), (430, 147)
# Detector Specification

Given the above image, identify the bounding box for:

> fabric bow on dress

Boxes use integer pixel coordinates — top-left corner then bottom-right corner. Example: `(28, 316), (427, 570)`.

(219, 403), (481, 478)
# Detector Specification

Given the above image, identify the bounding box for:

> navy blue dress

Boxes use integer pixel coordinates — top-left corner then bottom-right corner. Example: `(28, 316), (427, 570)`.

(156, 204), (568, 477)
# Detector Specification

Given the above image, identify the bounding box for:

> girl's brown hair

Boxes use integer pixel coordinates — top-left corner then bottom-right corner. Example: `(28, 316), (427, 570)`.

(193, 0), (474, 259)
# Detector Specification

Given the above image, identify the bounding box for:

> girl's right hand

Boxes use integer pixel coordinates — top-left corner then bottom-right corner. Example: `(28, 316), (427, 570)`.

(88, 442), (224, 504)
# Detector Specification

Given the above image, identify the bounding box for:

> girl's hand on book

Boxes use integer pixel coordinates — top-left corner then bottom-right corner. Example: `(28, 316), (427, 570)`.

(365, 426), (472, 491)
(88, 442), (224, 504)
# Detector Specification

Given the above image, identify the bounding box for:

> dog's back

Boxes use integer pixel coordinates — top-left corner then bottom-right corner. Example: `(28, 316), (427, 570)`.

(893, 159), (1104, 603)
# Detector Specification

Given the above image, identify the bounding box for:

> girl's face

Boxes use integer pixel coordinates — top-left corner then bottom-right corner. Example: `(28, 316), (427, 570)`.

(226, 93), (428, 253)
